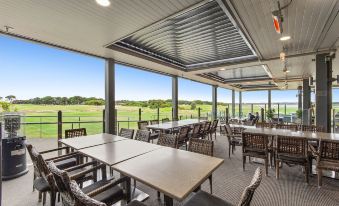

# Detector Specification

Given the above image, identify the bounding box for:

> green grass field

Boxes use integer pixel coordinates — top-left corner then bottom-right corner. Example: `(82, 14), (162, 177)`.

(4, 103), (301, 138)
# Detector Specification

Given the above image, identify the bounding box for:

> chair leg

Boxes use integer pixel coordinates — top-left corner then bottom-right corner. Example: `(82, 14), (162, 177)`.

(134, 179), (137, 188)
(317, 169), (323, 188)
(276, 160), (279, 179)
(42, 192), (46, 206)
(50, 191), (56, 206)
(304, 164), (309, 184)
(208, 175), (213, 194)
(242, 156), (246, 171)
(38, 192), (42, 202)
(33, 173), (36, 192)
(228, 143), (231, 158)
(157, 191), (161, 199)
(265, 158), (268, 176)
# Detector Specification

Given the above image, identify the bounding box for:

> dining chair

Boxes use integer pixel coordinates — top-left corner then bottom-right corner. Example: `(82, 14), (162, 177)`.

(189, 123), (201, 139)
(201, 121), (211, 139)
(119, 128), (135, 139)
(188, 138), (214, 194)
(150, 119), (159, 125)
(255, 122), (273, 128)
(275, 136), (309, 183)
(275, 124), (298, 131)
(69, 180), (147, 206)
(157, 133), (178, 148)
(137, 120), (159, 142)
(301, 125), (324, 132)
(135, 130), (151, 142)
(177, 126), (190, 150)
(209, 119), (218, 140)
(225, 124), (242, 158)
(199, 117), (208, 120)
(65, 128), (87, 138)
(183, 167), (263, 206)
(309, 139), (339, 187)
(48, 161), (131, 206)
(242, 132), (270, 176)
(162, 118), (170, 123)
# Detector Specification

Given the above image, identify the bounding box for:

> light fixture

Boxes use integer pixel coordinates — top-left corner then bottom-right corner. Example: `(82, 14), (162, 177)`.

(96, 0), (110, 7)
(280, 52), (286, 61)
(219, 68), (226, 71)
(280, 36), (291, 41)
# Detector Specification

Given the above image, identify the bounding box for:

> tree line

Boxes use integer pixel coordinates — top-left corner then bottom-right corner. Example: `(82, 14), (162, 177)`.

(10, 96), (105, 106)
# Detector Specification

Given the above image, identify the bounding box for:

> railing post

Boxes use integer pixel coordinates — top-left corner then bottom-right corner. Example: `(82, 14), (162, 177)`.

(78, 116), (80, 128)
(284, 104), (287, 115)
(264, 104), (267, 119)
(115, 109), (118, 135)
(251, 104), (253, 113)
(138, 108), (141, 121)
(332, 109), (335, 133)
(260, 108), (265, 122)
(277, 104), (280, 123)
(102, 109), (105, 133)
(157, 107), (160, 122)
(57, 111), (62, 155)
(226, 107), (229, 123)
(198, 107), (201, 119)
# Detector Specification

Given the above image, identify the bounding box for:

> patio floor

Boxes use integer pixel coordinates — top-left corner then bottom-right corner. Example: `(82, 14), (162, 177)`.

(2, 136), (339, 206)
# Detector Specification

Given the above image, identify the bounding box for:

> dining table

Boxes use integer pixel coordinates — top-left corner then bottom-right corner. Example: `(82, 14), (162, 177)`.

(59, 133), (224, 206)
(146, 119), (207, 131)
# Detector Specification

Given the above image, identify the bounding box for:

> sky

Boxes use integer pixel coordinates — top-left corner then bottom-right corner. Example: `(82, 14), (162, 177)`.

(1, 35), (337, 103)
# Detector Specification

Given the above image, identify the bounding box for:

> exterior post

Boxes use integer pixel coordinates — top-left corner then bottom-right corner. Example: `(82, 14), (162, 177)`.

(172, 76), (178, 121)
(198, 107), (201, 119)
(251, 104), (253, 113)
(212, 85), (217, 120)
(315, 53), (332, 132)
(239, 91), (242, 118)
(138, 108), (142, 121)
(268, 90), (271, 111)
(297, 86), (302, 110)
(302, 78), (311, 125)
(232, 90), (235, 118)
(105, 58), (116, 134)
(157, 107), (160, 122)
(102, 109), (105, 133)
(57, 111), (62, 155)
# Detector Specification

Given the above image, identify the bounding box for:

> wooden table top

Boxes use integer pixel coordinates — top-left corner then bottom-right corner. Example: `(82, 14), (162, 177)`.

(146, 119), (206, 130)
(59, 133), (127, 150)
(228, 125), (339, 141)
(112, 147), (224, 201)
(79, 139), (162, 166)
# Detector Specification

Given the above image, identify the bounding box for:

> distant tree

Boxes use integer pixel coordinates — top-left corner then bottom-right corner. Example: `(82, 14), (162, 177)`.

(5, 95), (16, 102)
(41, 96), (55, 104)
(84, 99), (105, 106)
(69, 96), (84, 105)
(190, 102), (196, 110)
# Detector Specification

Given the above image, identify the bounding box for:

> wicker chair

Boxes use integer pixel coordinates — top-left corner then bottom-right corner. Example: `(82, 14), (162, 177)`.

(242, 132), (270, 176)
(255, 122), (273, 128)
(188, 138), (214, 193)
(209, 119), (219, 140)
(183, 167), (263, 206)
(65, 128), (87, 138)
(157, 133), (178, 148)
(135, 130), (151, 142)
(309, 140), (339, 187)
(189, 123), (202, 139)
(301, 125), (324, 132)
(177, 126), (190, 149)
(201, 121), (211, 139)
(119, 128), (135, 139)
(275, 136), (309, 183)
(275, 124), (298, 131)
(137, 120), (159, 142)
(48, 161), (130, 206)
(150, 119), (159, 125)
(69, 180), (146, 206)
(225, 124), (242, 158)
(199, 117), (208, 120)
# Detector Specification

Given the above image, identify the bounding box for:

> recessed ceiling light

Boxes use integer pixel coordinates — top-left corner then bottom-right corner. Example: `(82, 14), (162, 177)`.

(96, 0), (110, 7)
(219, 68), (226, 71)
(280, 36), (291, 41)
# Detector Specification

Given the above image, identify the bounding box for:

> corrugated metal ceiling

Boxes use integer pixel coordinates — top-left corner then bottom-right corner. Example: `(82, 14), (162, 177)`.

(110, 0), (257, 69)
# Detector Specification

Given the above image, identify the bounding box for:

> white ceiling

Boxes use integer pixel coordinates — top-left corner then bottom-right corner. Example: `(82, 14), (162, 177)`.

(0, 0), (338, 90)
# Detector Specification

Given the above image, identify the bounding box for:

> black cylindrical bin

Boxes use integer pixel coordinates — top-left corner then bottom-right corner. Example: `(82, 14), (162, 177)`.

(2, 136), (28, 180)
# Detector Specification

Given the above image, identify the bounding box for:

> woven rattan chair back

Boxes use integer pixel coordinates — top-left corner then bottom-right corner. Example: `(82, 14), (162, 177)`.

(70, 180), (106, 206)
(48, 161), (74, 206)
(199, 117), (208, 120)
(191, 124), (201, 138)
(137, 121), (149, 130)
(26, 144), (41, 176)
(255, 122), (272, 128)
(157, 133), (178, 148)
(211, 119), (218, 129)
(188, 138), (213, 156)
(276, 124), (298, 131)
(65, 128), (87, 139)
(237, 167), (263, 206)
(162, 118), (170, 123)
(242, 133), (268, 153)
(276, 136), (307, 156)
(319, 140), (339, 161)
(119, 128), (134, 139)
(150, 120), (159, 125)
(178, 126), (190, 142)
(225, 124), (232, 136)
(135, 130), (151, 142)
(203, 121), (211, 132)
(301, 125), (324, 132)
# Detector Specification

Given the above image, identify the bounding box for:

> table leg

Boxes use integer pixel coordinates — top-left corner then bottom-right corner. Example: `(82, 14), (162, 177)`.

(164, 195), (173, 206)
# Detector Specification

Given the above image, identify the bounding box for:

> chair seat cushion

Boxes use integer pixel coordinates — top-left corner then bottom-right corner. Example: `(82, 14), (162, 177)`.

(82, 179), (124, 204)
(55, 157), (77, 169)
(318, 160), (339, 171)
(150, 133), (159, 140)
(277, 154), (307, 163)
(33, 177), (50, 192)
(184, 190), (233, 206)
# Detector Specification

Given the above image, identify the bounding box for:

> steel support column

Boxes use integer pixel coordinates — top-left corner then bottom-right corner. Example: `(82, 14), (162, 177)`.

(105, 58), (116, 134)
(297, 86), (302, 110)
(315, 53), (332, 132)
(212, 85), (218, 120)
(232, 90), (235, 118)
(239, 91), (242, 118)
(268, 90), (271, 111)
(172, 76), (179, 121)
(302, 78), (311, 125)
